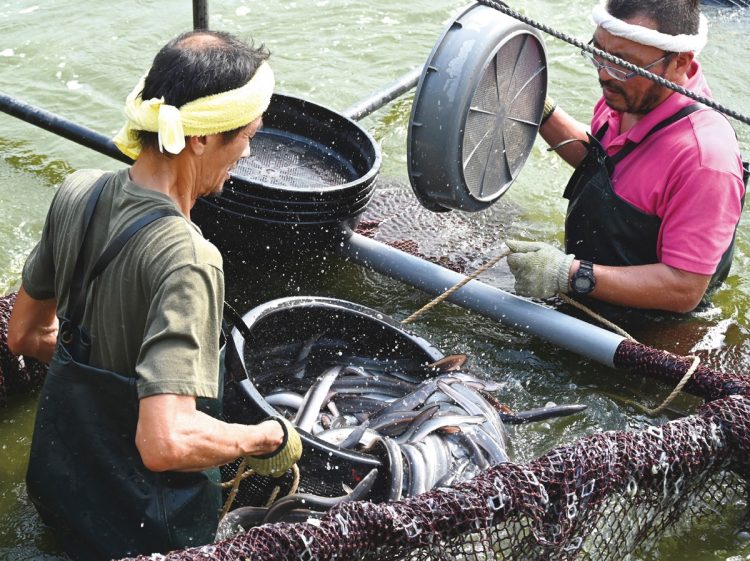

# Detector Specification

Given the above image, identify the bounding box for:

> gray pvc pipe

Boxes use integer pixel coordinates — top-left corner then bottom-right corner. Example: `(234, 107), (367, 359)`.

(339, 233), (624, 367)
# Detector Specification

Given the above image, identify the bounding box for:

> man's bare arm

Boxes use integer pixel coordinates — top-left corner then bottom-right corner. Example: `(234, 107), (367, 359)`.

(539, 105), (590, 168)
(8, 287), (58, 363)
(573, 259), (711, 313)
(136, 394), (285, 472)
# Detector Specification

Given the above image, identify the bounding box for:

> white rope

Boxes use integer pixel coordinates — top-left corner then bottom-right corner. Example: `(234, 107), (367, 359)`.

(591, 2), (708, 54)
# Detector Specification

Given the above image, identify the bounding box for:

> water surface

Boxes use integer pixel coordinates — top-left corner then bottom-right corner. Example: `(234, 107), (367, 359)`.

(1, 1), (749, 559)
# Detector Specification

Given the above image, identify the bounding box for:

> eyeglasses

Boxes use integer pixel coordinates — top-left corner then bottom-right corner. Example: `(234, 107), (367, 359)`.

(581, 40), (674, 81)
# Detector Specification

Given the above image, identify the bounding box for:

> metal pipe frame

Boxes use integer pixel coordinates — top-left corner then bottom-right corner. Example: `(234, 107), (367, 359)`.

(0, 92), (132, 165)
(342, 67), (422, 122)
(193, 0), (209, 30)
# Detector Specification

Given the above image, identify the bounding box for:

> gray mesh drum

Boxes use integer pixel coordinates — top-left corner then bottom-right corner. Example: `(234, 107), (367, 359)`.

(408, 3), (547, 212)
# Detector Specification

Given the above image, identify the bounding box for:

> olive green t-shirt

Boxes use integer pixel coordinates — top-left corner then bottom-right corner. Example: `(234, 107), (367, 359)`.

(22, 168), (224, 399)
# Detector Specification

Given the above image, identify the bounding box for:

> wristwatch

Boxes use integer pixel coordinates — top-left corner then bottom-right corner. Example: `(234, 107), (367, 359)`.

(570, 260), (596, 295)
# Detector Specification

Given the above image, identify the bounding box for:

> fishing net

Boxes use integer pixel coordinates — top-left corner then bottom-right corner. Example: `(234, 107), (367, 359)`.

(354, 189), (515, 274)
(2, 291), (749, 561)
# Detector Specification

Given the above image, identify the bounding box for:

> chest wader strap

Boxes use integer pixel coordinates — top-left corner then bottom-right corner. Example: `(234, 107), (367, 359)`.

(66, 172), (113, 330)
(61, 174), (181, 363)
(66, 180), (181, 329)
(565, 105), (706, 267)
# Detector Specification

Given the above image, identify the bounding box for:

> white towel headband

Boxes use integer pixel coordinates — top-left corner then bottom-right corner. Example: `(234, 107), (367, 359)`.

(591, 1), (708, 54)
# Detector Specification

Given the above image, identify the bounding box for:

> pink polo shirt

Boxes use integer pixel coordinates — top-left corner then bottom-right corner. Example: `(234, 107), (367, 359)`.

(591, 61), (745, 276)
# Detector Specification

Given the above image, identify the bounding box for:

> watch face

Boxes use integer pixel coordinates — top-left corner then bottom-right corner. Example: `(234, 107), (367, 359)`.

(573, 276), (593, 292)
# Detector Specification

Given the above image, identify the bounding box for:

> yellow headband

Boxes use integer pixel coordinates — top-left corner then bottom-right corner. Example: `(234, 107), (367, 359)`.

(113, 61), (274, 159)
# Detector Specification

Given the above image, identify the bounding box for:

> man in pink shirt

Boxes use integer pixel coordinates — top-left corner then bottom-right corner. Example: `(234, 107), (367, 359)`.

(506, 0), (746, 313)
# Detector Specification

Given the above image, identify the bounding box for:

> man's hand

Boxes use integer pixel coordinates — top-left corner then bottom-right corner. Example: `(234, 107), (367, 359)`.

(244, 417), (303, 477)
(505, 240), (575, 299)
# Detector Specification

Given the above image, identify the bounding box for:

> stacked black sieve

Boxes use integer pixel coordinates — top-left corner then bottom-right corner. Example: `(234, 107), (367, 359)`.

(192, 94), (381, 255)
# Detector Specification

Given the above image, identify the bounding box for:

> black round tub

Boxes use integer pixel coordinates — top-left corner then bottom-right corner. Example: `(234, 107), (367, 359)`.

(221, 296), (444, 506)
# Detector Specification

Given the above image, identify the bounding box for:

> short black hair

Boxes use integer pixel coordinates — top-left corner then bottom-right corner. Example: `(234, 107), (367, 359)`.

(606, 0), (700, 36)
(136, 30), (270, 152)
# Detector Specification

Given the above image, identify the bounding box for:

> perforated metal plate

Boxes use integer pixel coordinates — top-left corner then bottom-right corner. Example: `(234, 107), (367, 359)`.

(227, 93), (381, 199)
(408, 4), (547, 212)
(233, 131), (357, 191)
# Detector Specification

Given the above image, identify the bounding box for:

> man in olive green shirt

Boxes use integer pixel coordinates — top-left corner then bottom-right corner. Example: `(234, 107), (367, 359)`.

(9, 30), (301, 559)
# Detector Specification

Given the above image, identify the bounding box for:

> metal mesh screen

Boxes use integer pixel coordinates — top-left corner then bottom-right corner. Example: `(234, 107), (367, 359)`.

(461, 33), (546, 202)
(231, 132), (357, 190)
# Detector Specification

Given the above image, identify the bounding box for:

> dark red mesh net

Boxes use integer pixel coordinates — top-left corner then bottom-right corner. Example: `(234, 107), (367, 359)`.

(614, 338), (750, 400)
(117, 392), (748, 561)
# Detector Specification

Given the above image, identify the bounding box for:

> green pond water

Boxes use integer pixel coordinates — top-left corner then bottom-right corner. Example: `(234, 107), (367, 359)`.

(1, 0), (750, 559)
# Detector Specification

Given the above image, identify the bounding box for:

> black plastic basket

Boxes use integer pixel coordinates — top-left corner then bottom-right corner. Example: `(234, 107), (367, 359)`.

(221, 296), (444, 506)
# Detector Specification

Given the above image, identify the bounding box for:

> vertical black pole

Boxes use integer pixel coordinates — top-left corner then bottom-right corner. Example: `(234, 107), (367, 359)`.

(193, 0), (209, 30)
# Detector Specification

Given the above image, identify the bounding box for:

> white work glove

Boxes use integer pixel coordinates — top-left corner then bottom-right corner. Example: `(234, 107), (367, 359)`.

(505, 240), (575, 299)
(244, 417), (303, 477)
